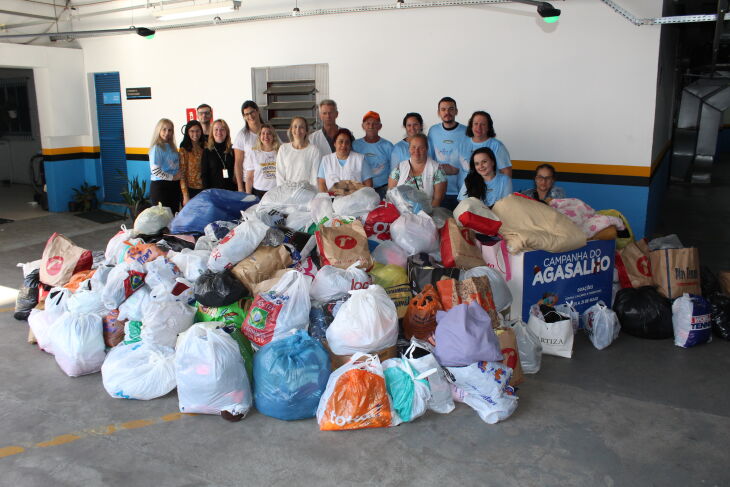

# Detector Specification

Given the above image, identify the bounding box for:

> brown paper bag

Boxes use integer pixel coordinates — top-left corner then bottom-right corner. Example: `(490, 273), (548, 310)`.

(440, 218), (484, 270)
(315, 221), (374, 270)
(495, 327), (523, 386)
(436, 276), (500, 328)
(615, 239), (653, 288)
(39, 233), (93, 287)
(649, 247), (701, 299)
(718, 271), (730, 296)
(231, 245), (292, 293)
(252, 269), (289, 295)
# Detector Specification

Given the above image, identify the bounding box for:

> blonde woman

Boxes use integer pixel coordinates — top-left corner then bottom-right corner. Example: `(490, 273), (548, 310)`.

(244, 124), (280, 197)
(275, 117), (322, 186)
(201, 119), (236, 191)
(178, 120), (205, 205)
(149, 118), (181, 210)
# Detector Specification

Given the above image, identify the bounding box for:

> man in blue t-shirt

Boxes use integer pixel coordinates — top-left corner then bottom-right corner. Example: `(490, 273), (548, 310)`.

(427, 96), (468, 210)
(353, 111), (394, 199)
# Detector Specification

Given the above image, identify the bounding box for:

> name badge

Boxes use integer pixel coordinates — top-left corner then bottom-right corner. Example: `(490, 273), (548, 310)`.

(222, 169), (229, 178)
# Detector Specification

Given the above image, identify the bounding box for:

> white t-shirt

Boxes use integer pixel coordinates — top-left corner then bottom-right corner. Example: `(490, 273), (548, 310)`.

(233, 126), (258, 152)
(244, 149), (278, 191)
(276, 143), (322, 186)
(309, 129), (334, 157)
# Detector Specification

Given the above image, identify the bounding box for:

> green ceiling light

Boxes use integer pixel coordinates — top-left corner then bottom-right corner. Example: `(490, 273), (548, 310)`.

(537, 2), (561, 23)
(136, 27), (156, 39)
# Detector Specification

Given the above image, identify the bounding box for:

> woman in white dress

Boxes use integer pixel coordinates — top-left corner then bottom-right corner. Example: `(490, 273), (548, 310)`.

(275, 117), (322, 186)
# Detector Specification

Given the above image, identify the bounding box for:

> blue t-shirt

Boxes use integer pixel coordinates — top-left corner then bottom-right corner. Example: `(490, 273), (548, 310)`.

(390, 139), (410, 172)
(427, 123), (468, 195)
(149, 144), (180, 181)
(317, 155), (374, 181)
(457, 173), (512, 207)
(457, 137), (512, 189)
(352, 137), (394, 188)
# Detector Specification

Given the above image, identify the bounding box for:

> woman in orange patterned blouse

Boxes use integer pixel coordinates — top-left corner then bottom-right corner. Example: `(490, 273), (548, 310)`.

(178, 120), (206, 205)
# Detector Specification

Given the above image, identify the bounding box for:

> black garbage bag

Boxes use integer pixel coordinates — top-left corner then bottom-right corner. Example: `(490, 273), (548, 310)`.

(152, 235), (196, 252)
(707, 293), (730, 340)
(14, 268), (40, 321)
(194, 270), (249, 308)
(613, 286), (673, 339)
(701, 266), (721, 297)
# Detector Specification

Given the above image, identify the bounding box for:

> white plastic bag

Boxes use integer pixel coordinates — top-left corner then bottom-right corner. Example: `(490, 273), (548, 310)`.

(382, 357), (433, 423)
(390, 211), (439, 255)
(207, 216), (269, 272)
(144, 257), (181, 296)
(556, 301), (580, 334)
(582, 301), (621, 350)
(672, 293), (712, 348)
(309, 193), (335, 225)
(332, 187), (381, 218)
(404, 339), (455, 414)
(526, 305), (573, 358)
(104, 225), (134, 264)
(462, 266), (513, 312)
(267, 270), (311, 335)
(446, 362), (518, 424)
(386, 186), (432, 215)
(66, 288), (107, 316)
(117, 285), (151, 322)
(102, 342), (176, 400)
(134, 203), (174, 236)
(309, 263), (371, 302)
(140, 299), (196, 348)
(326, 285), (398, 355)
(175, 323), (252, 416)
(285, 210), (315, 232)
(258, 181), (317, 213)
(101, 260), (146, 310)
(509, 319), (542, 374)
(194, 235), (216, 252)
(47, 311), (106, 377)
(372, 240), (408, 268)
(28, 309), (61, 354)
(169, 249), (209, 282)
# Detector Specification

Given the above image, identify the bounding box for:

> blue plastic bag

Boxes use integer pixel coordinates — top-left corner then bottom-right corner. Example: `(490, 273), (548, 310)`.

(169, 189), (258, 235)
(253, 330), (331, 420)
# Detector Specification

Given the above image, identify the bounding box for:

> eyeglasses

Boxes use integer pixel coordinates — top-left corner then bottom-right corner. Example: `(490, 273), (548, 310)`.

(243, 110), (258, 118)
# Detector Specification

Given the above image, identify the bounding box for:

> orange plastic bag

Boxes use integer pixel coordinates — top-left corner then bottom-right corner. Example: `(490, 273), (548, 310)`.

(124, 242), (166, 265)
(403, 284), (442, 340)
(317, 353), (398, 431)
(64, 269), (96, 292)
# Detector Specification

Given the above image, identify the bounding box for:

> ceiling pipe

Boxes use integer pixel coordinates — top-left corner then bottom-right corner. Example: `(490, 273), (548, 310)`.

(600, 0), (730, 26)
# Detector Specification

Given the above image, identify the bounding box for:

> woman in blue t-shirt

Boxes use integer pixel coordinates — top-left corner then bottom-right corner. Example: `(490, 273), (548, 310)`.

(457, 147), (512, 208)
(149, 118), (181, 211)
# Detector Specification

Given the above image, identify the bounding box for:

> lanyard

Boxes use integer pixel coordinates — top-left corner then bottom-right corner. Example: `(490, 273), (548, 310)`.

(408, 160), (420, 190)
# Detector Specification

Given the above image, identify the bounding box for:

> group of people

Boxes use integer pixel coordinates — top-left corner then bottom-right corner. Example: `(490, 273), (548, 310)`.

(148, 97), (565, 211)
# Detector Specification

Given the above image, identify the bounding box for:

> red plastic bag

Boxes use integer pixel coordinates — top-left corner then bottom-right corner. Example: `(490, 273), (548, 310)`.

(364, 202), (400, 242)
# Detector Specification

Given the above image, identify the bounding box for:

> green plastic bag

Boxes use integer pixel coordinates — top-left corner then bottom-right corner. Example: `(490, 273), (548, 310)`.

(227, 326), (255, 386)
(195, 298), (251, 328)
(123, 321), (142, 345)
(383, 357), (432, 423)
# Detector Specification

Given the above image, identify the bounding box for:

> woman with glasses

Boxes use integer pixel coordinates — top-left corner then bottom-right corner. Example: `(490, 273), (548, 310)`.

(520, 163), (565, 203)
(233, 100), (265, 192)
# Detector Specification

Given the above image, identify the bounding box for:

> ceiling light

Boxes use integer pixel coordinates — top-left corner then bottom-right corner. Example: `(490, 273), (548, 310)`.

(537, 2), (560, 23)
(151, 1), (241, 21)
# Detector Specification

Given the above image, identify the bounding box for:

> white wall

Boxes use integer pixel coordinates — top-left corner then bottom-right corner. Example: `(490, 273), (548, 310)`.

(78, 1), (663, 168)
(0, 43), (91, 149)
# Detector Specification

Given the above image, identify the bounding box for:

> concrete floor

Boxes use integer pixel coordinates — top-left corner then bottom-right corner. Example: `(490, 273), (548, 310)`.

(0, 170), (729, 486)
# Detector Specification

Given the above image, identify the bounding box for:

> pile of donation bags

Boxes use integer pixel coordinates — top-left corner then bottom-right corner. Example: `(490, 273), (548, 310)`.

(14, 185), (727, 430)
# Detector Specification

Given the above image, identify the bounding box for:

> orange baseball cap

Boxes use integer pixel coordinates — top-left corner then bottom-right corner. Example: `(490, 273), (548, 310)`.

(362, 111), (381, 122)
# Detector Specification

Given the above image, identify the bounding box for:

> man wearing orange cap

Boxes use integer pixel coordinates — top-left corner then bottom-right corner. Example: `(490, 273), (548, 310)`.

(353, 110), (394, 199)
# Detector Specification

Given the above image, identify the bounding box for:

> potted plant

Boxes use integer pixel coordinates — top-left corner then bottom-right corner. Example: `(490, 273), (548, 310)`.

(120, 176), (151, 219)
(71, 182), (100, 212)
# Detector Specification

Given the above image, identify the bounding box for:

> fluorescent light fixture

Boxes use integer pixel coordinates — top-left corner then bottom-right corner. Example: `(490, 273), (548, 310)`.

(151, 1), (241, 21)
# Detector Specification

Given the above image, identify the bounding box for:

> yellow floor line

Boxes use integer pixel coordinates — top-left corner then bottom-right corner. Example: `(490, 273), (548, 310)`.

(1, 411), (193, 459)
(0, 306), (15, 313)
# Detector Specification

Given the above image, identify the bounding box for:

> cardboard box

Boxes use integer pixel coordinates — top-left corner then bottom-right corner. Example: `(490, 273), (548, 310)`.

(485, 240), (615, 322)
